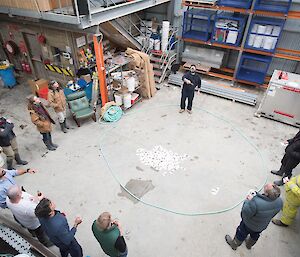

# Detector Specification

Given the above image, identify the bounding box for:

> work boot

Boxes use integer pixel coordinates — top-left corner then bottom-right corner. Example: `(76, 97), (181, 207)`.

(225, 235), (242, 250)
(245, 237), (257, 249)
(49, 135), (58, 149)
(60, 122), (67, 133)
(272, 219), (288, 227)
(274, 179), (284, 186)
(6, 159), (14, 170)
(14, 153), (28, 165)
(179, 109), (185, 113)
(43, 140), (56, 151)
(271, 170), (284, 176)
(187, 110), (192, 114)
(64, 119), (70, 129)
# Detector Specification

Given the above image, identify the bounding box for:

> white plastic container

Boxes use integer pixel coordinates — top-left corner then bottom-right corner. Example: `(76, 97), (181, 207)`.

(265, 25), (273, 35)
(124, 93), (132, 108)
(154, 39), (161, 51)
(253, 35), (264, 48)
(257, 25), (267, 34)
(114, 93), (123, 106)
(248, 34), (256, 46)
(272, 26), (281, 36)
(251, 24), (258, 33)
(126, 77), (136, 92)
(149, 38), (154, 50)
(263, 36), (275, 50)
(161, 21), (170, 52)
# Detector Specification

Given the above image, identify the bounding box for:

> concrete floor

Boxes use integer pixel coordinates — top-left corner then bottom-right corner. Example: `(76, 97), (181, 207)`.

(0, 77), (299, 257)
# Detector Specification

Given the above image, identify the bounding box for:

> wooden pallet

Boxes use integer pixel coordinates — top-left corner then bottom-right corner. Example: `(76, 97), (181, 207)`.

(183, 0), (217, 7)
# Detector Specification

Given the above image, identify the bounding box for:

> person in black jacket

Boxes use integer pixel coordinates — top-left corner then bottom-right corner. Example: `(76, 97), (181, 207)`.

(0, 117), (28, 170)
(271, 130), (300, 186)
(179, 65), (201, 114)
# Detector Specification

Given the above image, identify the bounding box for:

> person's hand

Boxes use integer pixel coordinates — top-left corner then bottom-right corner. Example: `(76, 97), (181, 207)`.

(283, 177), (290, 184)
(37, 191), (44, 201)
(246, 194), (254, 200)
(27, 168), (36, 174)
(113, 220), (123, 235)
(74, 216), (82, 227)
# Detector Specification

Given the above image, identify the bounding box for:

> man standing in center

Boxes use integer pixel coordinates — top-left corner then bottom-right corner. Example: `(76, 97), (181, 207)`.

(179, 65), (201, 114)
(225, 183), (282, 250)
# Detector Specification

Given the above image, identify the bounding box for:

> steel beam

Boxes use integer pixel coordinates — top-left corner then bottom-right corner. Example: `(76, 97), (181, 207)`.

(79, 0), (171, 29)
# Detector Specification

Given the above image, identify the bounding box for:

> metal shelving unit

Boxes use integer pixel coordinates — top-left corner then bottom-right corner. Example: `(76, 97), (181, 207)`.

(181, 0), (300, 87)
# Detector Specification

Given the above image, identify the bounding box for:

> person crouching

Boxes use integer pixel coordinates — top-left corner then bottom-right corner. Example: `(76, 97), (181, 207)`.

(48, 80), (69, 133)
(27, 96), (58, 151)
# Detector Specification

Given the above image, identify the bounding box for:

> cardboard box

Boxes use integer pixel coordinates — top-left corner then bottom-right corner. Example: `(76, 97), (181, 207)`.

(28, 79), (49, 95)
(8, 0), (73, 11)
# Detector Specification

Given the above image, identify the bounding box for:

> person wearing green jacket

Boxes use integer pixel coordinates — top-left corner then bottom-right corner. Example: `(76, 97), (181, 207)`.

(92, 212), (127, 257)
(272, 174), (300, 226)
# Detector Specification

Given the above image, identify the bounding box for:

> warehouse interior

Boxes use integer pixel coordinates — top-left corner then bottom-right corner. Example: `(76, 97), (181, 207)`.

(0, 0), (300, 257)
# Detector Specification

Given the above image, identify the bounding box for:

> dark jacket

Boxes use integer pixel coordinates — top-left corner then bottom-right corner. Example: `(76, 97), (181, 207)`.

(39, 211), (78, 248)
(0, 118), (16, 147)
(241, 193), (283, 232)
(182, 71), (201, 91)
(285, 130), (300, 160)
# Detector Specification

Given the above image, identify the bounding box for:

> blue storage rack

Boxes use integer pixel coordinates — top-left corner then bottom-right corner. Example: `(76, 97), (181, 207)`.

(236, 53), (273, 84)
(211, 12), (247, 47)
(217, 0), (253, 9)
(254, 0), (292, 14)
(182, 9), (216, 42)
(245, 16), (285, 53)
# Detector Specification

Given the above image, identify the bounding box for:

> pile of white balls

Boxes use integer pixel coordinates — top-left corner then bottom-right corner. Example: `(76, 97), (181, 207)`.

(136, 145), (189, 174)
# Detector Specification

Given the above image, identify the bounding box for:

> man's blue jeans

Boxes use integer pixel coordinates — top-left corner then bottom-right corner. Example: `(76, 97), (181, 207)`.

(236, 220), (261, 242)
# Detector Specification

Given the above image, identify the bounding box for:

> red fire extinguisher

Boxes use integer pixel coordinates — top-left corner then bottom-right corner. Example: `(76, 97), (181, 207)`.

(25, 62), (32, 73)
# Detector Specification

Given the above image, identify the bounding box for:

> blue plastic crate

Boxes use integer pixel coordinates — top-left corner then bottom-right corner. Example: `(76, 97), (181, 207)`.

(245, 16), (285, 53)
(236, 53), (272, 84)
(254, 0), (292, 14)
(182, 9), (216, 42)
(211, 12), (247, 47)
(218, 0), (253, 9)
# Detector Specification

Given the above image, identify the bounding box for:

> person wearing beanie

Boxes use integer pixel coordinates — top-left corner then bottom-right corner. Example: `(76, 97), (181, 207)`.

(27, 96), (58, 151)
(0, 116), (28, 170)
(47, 80), (69, 133)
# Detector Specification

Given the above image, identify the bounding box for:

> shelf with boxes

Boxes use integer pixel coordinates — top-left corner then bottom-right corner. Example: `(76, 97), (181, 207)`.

(212, 11), (247, 46)
(180, 0), (300, 87)
(244, 16), (285, 53)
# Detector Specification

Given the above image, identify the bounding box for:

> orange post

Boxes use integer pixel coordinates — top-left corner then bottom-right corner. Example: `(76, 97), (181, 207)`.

(93, 33), (108, 105)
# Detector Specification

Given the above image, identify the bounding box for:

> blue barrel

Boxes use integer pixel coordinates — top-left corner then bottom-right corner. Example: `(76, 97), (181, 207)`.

(0, 66), (16, 88)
